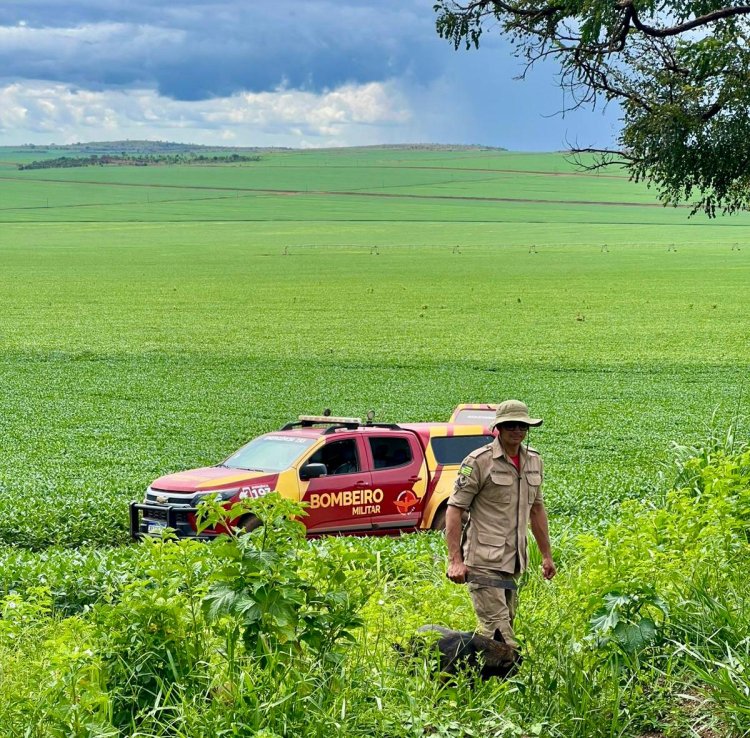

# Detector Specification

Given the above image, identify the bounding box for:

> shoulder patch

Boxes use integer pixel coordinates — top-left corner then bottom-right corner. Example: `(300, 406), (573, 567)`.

(459, 464), (474, 478)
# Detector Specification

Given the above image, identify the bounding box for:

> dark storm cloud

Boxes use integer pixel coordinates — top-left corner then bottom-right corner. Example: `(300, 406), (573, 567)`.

(0, 0), (443, 100)
(0, 0), (620, 149)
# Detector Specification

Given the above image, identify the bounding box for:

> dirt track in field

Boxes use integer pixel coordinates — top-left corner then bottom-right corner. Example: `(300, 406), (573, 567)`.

(317, 163), (630, 180)
(0, 172), (671, 210)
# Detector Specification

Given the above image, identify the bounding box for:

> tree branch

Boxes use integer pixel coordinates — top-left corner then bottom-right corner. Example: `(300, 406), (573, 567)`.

(456, 0), (565, 20)
(568, 147), (634, 169)
(620, 0), (750, 38)
(434, 0), (750, 215)
(574, 50), (654, 112)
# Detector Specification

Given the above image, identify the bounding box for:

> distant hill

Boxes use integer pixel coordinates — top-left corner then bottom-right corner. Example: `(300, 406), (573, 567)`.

(10, 140), (288, 156)
(3, 141), (282, 170)
(9, 140), (505, 156)
(338, 143), (507, 152)
(2, 141), (508, 170)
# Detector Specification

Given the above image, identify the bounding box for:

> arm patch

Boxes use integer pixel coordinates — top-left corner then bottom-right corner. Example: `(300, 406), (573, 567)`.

(459, 464), (473, 478)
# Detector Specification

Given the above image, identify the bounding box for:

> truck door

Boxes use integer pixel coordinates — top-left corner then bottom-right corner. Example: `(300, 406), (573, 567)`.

(366, 433), (427, 531)
(299, 436), (374, 534)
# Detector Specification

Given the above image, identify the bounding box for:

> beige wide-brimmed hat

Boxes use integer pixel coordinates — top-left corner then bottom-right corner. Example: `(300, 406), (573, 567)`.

(493, 399), (543, 428)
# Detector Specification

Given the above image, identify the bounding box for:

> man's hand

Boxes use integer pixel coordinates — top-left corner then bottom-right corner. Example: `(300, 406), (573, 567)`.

(446, 561), (469, 584)
(530, 502), (556, 580)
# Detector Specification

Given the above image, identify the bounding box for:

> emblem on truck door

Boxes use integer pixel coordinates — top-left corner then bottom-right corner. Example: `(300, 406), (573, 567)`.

(394, 490), (419, 514)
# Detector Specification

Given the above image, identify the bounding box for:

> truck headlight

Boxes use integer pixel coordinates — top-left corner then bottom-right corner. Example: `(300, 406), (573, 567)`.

(191, 489), (238, 506)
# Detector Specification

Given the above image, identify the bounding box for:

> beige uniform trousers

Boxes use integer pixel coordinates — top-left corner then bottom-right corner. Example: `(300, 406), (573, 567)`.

(466, 565), (519, 647)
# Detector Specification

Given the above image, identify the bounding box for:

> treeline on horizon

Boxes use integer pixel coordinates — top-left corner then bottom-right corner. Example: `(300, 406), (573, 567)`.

(17, 152), (261, 170)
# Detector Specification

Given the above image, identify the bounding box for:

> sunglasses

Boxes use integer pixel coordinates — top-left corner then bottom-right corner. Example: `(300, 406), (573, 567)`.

(500, 422), (529, 431)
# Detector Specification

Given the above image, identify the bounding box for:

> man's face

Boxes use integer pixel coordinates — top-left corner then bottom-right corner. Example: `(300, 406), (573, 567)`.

(498, 422), (529, 447)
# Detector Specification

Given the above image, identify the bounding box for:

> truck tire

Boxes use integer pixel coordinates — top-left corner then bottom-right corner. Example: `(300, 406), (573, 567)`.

(431, 505), (447, 532)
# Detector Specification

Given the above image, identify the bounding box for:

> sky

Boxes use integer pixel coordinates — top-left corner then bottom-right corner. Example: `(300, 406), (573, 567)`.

(0, 0), (620, 151)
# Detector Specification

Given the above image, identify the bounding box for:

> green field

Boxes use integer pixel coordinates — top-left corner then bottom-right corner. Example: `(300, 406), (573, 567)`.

(1, 147), (748, 544)
(0, 146), (748, 736)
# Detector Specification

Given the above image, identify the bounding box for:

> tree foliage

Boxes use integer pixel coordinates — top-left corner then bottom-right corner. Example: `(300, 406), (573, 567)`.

(434, 1), (750, 216)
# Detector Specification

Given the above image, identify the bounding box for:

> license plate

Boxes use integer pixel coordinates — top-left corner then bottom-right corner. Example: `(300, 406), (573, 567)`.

(147, 523), (166, 534)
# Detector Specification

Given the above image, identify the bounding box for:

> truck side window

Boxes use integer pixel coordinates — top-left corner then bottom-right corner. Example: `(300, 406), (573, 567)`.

(430, 435), (494, 464)
(369, 437), (412, 469)
(306, 439), (359, 476)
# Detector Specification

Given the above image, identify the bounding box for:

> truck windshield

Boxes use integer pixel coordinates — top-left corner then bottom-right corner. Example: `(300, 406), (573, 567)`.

(224, 435), (317, 472)
(452, 409), (497, 425)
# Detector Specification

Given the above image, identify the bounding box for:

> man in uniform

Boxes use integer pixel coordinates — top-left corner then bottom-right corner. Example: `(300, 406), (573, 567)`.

(445, 399), (556, 647)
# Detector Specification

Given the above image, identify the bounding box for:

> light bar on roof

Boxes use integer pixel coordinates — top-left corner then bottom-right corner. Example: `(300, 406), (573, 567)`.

(298, 415), (362, 425)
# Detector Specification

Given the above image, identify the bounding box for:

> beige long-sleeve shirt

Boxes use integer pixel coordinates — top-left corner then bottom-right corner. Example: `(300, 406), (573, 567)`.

(447, 438), (544, 573)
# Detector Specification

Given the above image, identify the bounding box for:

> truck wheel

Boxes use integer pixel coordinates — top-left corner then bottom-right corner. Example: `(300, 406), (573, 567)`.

(431, 505), (447, 532)
(238, 514), (262, 533)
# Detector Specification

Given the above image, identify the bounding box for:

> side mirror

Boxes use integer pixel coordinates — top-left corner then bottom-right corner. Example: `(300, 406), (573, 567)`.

(300, 462), (327, 480)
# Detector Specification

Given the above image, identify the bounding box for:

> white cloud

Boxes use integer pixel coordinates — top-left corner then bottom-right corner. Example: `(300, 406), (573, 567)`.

(0, 79), (414, 146)
(206, 83), (411, 129)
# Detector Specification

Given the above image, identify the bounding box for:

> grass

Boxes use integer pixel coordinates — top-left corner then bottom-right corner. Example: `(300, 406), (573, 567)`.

(0, 145), (749, 735)
(0, 237), (747, 546)
(3, 147), (750, 225)
(0, 149), (748, 547)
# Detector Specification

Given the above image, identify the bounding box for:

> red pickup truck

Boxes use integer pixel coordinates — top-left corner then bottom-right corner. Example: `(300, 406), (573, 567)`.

(129, 407), (497, 540)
